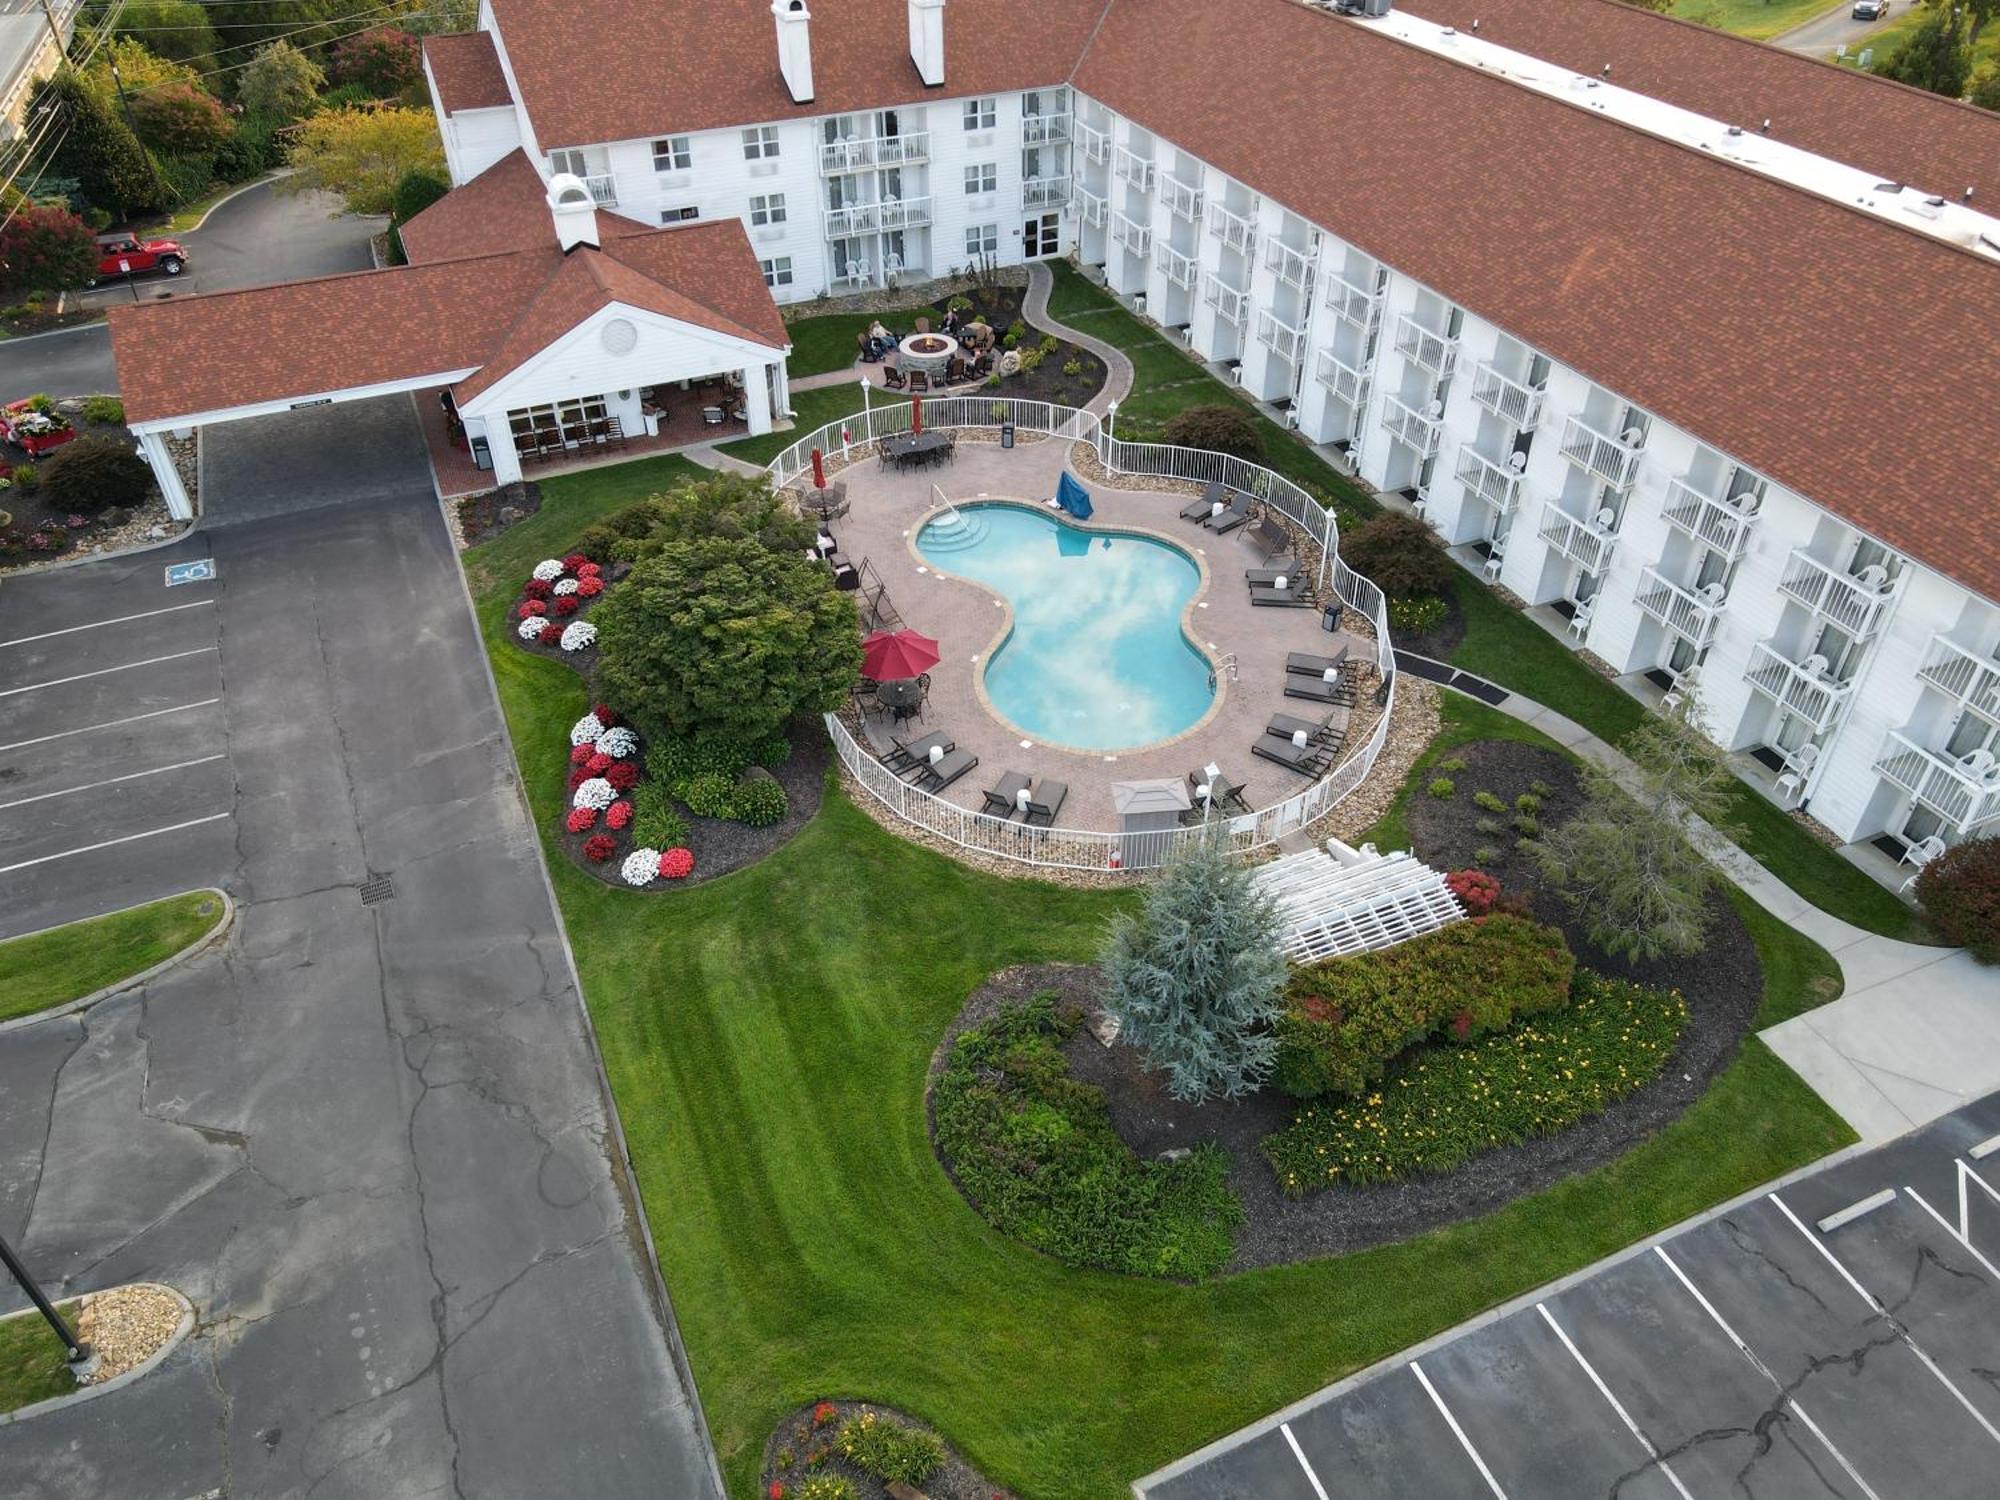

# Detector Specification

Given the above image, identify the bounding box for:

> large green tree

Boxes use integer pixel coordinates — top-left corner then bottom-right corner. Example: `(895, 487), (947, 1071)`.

(278, 105), (443, 215)
(237, 39), (325, 123)
(129, 82), (234, 156)
(1873, 6), (1974, 97)
(109, 1), (219, 72)
(28, 69), (166, 219)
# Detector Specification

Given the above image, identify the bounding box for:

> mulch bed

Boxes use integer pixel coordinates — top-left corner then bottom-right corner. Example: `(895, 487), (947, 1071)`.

(865, 282), (1108, 409)
(455, 481), (543, 547)
(928, 737), (1764, 1273)
(1393, 591), (1467, 660)
(1, 414), (151, 566)
(759, 1399), (1016, 1500)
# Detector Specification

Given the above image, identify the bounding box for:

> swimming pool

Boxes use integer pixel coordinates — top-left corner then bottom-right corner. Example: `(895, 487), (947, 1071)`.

(916, 502), (1214, 751)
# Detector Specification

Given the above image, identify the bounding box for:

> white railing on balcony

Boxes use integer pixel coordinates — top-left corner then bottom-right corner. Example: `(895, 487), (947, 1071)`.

(1159, 244), (1198, 289)
(1778, 549), (1899, 638)
(1744, 641), (1855, 734)
(1209, 203), (1257, 257)
(1112, 211), (1151, 256)
(1469, 360), (1544, 432)
(823, 196), (933, 237)
(880, 195), (931, 230)
(1265, 238), (1317, 292)
(1876, 731), (2000, 834)
(1161, 175), (1204, 222)
(1381, 394), (1443, 459)
(819, 132), (931, 173)
(1918, 637), (2000, 717)
(1023, 176), (1070, 210)
(582, 173), (618, 207)
(878, 132), (929, 167)
(1112, 145), (1155, 190)
(1392, 313), (1458, 377)
(1557, 414), (1643, 490)
(1316, 349), (1368, 406)
(1256, 308), (1306, 363)
(1075, 120), (1110, 163)
(1323, 269), (1382, 329)
(1075, 184), (1107, 228)
(1537, 499), (1618, 574)
(1454, 447), (1523, 515)
(1203, 273), (1248, 326)
(1661, 477), (1757, 562)
(1021, 112), (1070, 146)
(1634, 566), (1725, 649)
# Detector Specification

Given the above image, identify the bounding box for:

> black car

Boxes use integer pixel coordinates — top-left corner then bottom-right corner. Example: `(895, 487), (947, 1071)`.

(1852, 0), (1888, 19)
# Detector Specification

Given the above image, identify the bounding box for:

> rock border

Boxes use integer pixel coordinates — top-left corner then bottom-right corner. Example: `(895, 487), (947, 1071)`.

(758, 1397), (1017, 1500)
(0, 890), (233, 1036)
(0, 1283), (195, 1426)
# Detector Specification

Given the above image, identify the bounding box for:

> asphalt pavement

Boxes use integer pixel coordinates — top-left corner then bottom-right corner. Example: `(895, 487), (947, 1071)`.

(1776, 0), (1903, 57)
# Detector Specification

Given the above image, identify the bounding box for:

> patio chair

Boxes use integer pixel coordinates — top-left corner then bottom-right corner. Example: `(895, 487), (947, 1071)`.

(1204, 494), (1255, 534)
(942, 432), (958, 464)
(1252, 732), (1332, 777)
(1250, 578), (1316, 608)
(1285, 649), (1348, 679)
(1482, 546), (1506, 583)
(916, 747), (978, 791)
(1284, 665), (1355, 707)
(1246, 560), (1300, 586)
(884, 365), (908, 391)
(1179, 481), (1227, 523)
(1023, 779), (1068, 827)
(1267, 709), (1343, 746)
(908, 369), (931, 393)
(981, 769), (1032, 817)
(513, 430), (542, 465)
(884, 729), (952, 773)
(1250, 515), (1292, 561)
(1899, 835), (1948, 894)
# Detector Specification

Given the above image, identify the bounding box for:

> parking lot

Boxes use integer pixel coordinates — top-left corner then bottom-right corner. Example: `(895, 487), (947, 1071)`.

(1141, 1094), (2000, 1499)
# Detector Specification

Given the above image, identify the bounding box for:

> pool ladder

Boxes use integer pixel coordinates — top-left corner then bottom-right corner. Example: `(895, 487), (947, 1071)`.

(1209, 652), (1240, 692)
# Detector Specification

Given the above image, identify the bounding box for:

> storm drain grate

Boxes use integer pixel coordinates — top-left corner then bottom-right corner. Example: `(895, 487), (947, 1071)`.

(358, 876), (396, 906)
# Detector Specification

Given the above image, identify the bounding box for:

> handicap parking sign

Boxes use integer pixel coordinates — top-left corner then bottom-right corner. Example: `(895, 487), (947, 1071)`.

(165, 558), (217, 587)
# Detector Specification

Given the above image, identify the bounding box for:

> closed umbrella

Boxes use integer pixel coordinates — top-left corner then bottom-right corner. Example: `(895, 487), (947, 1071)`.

(861, 628), (941, 682)
(911, 394), (923, 435)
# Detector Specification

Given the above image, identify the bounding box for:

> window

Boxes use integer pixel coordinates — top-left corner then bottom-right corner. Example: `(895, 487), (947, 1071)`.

(549, 148), (595, 177)
(761, 256), (794, 290)
(509, 396), (608, 441)
(749, 193), (787, 227)
(659, 205), (700, 223)
(963, 97), (996, 131)
(741, 126), (781, 161)
(651, 136), (692, 172)
(965, 162), (998, 195)
(965, 223), (998, 257)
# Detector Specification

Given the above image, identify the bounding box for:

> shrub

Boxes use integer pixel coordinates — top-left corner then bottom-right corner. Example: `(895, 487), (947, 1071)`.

(1016, 347), (1045, 375)
(1513, 813), (1540, 838)
(794, 1478), (854, 1500)
(38, 435), (152, 514)
(646, 732), (788, 795)
(581, 834), (616, 863)
(658, 847), (695, 880)
(0, 204), (97, 298)
(1386, 592), (1448, 634)
(564, 807), (596, 835)
(329, 27), (423, 97)
(1530, 779), (1553, 797)
(1427, 776), (1455, 799)
(836, 1410), (944, 1486)
(1475, 816), (1505, 836)
(81, 396), (124, 425)
(1339, 513), (1453, 598)
(1274, 914), (1576, 1099)
(933, 995), (1243, 1277)
(1445, 869), (1501, 915)
(237, 39), (324, 123)
(629, 782), (689, 851)
(681, 772), (736, 819)
(604, 760), (640, 792)
(129, 82), (234, 156)
(1515, 792), (1542, 814)
(1471, 790), (1507, 813)
(1437, 757), (1468, 774)
(730, 774), (788, 827)
(1002, 331), (1019, 350)
(1062, 358), (1083, 376)
(1914, 837), (2000, 963)
(9, 463), (36, 492)
(1006, 319), (1027, 341)
(213, 113), (282, 181)
(1161, 403), (1264, 462)
(1473, 844), (1501, 866)
(605, 800), (634, 831)
(1264, 976), (1687, 1192)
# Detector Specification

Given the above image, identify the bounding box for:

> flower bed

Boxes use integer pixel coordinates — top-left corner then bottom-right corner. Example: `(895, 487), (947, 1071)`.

(759, 1399), (1016, 1500)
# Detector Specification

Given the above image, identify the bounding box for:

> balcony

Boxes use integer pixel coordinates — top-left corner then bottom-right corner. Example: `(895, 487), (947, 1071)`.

(1875, 731), (2000, 835)
(1392, 313), (1458, 377)
(1075, 120), (1110, 164)
(1265, 238), (1317, 292)
(581, 173), (618, 207)
(1322, 270), (1381, 329)
(1075, 185), (1107, 228)
(1315, 349), (1367, 406)
(1022, 112), (1070, 146)
(1381, 394), (1443, 459)
(1159, 244), (1198, 289)
(1256, 308), (1306, 363)
(823, 196), (932, 237)
(1023, 176), (1070, 210)
(1161, 175), (1204, 222)
(1454, 447), (1523, 515)
(1777, 549), (1899, 638)
(1469, 360), (1544, 432)
(1917, 636), (2000, 717)
(877, 132), (930, 167)
(1745, 641), (1855, 734)
(1203, 273), (1248, 326)
(1537, 499), (1618, 574)
(1634, 566), (1726, 650)
(1208, 203), (1257, 257)
(1557, 414), (1643, 490)
(1112, 145), (1155, 190)
(1661, 477), (1757, 563)
(818, 132), (930, 173)
(1112, 210), (1151, 256)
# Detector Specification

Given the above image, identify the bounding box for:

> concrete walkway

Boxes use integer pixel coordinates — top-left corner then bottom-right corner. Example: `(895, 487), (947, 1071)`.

(1023, 260), (1135, 414)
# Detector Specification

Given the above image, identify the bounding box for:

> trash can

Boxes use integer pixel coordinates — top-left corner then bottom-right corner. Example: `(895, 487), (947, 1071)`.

(470, 434), (493, 472)
(1321, 601), (1340, 633)
(1000, 419), (1015, 450)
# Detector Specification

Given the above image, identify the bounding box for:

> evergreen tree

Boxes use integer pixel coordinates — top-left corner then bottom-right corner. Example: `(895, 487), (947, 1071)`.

(1874, 8), (1973, 98)
(1100, 824), (1289, 1102)
(30, 70), (165, 219)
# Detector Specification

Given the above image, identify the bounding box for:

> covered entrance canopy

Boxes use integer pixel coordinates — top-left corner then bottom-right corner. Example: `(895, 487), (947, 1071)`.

(107, 151), (792, 517)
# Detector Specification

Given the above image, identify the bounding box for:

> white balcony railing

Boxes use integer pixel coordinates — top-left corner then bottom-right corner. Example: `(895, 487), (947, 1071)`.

(1265, 238), (1317, 292)
(1075, 120), (1110, 164)
(1323, 269), (1381, 329)
(1392, 313), (1458, 377)
(1469, 360), (1544, 432)
(818, 132), (931, 173)
(1537, 498), (1618, 574)
(823, 196), (933, 237)
(1744, 641), (1855, 734)
(1381, 394), (1443, 459)
(1023, 176), (1070, 210)
(1454, 447), (1523, 515)
(1917, 637), (2000, 717)
(1075, 185), (1107, 228)
(1112, 145), (1155, 190)
(1777, 549), (1899, 638)
(1256, 307), (1306, 363)
(1112, 210), (1151, 256)
(1021, 112), (1070, 146)
(1876, 731), (2000, 834)
(877, 132), (930, 167)
(1557, 414), (1643, 490)
(1161, 175), (1204, 222)
(582, 173), (618, 207)
(1159, 244), (1198, 289)
(1316, 349), (1368, 406)
(1634, 566), (1726, 649)
(1203, 273), (1248, 327)
(1661, 477), (1757, 563)
(1209, 203), (1257, 258)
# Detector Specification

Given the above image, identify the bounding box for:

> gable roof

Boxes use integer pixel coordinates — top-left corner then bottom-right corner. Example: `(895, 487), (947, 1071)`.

(399, 148), (655, 266)
(1072, 0), (2000, 603)
(422, 30), (513, 113)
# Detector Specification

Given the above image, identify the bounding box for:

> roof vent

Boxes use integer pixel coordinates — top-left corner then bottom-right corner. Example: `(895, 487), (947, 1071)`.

(909, 0), (946, 87)
(545, 172), (599, 253)
(1726, 124), (1743, 136)
(772, 0), (814, 104)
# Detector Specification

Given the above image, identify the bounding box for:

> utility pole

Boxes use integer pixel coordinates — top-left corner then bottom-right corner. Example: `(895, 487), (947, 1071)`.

(0, 1229), (95, 1381)
(37, 0), (69, 58)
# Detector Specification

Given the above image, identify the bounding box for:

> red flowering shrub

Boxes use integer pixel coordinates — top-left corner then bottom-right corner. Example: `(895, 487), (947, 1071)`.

(576, 575), (605, 598)
(811, 1402), (837, 1428)
(567, 767), (591, 791)
(605, 760), (640, 792)
(585, 752), (614, 775)
(517, 600), (547, 619)
(562, 552), (589, 572)
(577, 562), (602, 578)
(605, 800), (634, 830)
(658, 847), (695, 880)
(552, 595), (581, 617)
(592, 703), (618, 725)
(582, 834), (617, 863)
(1914, 836), (2000, 963)
(569, 744), (595, 767)
(522, 577), (552, 599)
(565, 806), (597, 834)
(1445, 868), (1502, 916)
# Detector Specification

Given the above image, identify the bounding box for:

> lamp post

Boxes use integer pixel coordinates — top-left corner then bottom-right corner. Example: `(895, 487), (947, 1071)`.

(858, 374), (872, 437)
(1104, 398), (1119, 473)
(0, 1230), (93, 1378)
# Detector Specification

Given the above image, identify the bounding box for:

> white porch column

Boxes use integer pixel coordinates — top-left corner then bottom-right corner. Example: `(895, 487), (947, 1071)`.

(743, 361), (774, 436)
(138, 429), (194, 521)
(770, 355), (792, 418)
(484, 419), (523, 486)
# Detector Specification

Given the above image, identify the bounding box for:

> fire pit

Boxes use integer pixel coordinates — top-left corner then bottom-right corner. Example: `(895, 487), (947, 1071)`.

(897, 332), (959, 380)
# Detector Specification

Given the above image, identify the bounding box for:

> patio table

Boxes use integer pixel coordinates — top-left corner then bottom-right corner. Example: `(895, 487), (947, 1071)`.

(876, 678), (925, 722)
(883, 431), (949, 470)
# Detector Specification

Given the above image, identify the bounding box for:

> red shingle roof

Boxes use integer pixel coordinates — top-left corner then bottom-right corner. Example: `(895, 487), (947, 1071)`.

(400, 149), (655, 266)
(423, 30), (513, 114)
(1072, 0), (2000, 602)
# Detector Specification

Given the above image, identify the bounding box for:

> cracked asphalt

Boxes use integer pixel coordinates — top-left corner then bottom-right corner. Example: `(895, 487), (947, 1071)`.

(0, 399), (721, 1498)
(1143, 1093), (2000, 1499)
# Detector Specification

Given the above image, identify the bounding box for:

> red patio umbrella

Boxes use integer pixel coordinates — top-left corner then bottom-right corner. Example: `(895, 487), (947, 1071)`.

(911, 394), (923, 435)
(861, 628), (940, 682)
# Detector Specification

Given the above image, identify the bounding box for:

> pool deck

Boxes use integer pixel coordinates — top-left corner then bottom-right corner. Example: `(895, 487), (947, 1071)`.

(822, 436), (1375, 834)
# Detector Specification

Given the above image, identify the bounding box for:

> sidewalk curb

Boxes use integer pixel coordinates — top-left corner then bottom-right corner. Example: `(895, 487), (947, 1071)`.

(0, 890), (233, 1036)
(0, 1283), (197, 1426)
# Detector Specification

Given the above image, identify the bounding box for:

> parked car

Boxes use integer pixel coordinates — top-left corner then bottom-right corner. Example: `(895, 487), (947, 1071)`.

(1851, 0), (1888, 19)
(92, 234), (187, 284)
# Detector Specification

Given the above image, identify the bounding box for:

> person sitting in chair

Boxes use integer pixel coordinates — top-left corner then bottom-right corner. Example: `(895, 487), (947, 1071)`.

(941, 306), (961, 335)
(883, 364), (907, 390)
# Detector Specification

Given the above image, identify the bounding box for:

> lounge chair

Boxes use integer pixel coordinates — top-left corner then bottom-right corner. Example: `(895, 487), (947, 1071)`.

(1250, 579), (1316, 607)
(1186, 770), (1249, 812)
(1203, 494), (1254, 534)
(981, 769), (1032, 816)
(1267, 709), (1343, 745)
(1023, 779), (1068, 826)
(884, 730), (953, 773)
(1252, 733), (1333, 777)
(916, 747), (978, 791)
(1246, 560), (1299, 585)
(1285, 671), (1356, 707)
(1179, 481), (1227, 523)
(1250, 515), (1292, 561)
(1286, 649), (1348, 678)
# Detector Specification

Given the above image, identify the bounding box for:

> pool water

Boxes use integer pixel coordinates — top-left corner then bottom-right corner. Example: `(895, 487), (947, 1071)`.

(917, 503), (1214, 751)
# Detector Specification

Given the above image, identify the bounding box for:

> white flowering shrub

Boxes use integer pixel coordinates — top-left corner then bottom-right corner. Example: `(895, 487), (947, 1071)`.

(532, 559), (566, 582)
(573, 777), (615, 811)
(569, 712), (605, 746)
(552, 578), (580, 597)
(518, 618), (552, 642)
(595, 726), (639, 759)
(560, 621), (598, 652)
(620, 849), (661, 887)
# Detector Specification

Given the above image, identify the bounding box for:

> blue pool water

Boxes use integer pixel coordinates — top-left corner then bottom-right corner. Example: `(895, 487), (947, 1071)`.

(916, 503), (1214, 750)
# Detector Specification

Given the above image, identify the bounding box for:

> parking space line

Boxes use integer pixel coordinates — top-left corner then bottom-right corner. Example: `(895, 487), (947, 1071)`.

(1410, 1361), (1508, 1499)
(1535, 1304), (1695, 1500)
(1768, 1192), (2000, 1451)
(0, 600), (214, 649)
(0, 812), (231, 875)
(0, 698), (222, 754)
(0, 755), (228, 813)
(1278, 1423), (1331, 1500)
(1904, 1186), (2000, 1281)
(1652, 1245), (1882, 1499)
(0, 647), (216, 698)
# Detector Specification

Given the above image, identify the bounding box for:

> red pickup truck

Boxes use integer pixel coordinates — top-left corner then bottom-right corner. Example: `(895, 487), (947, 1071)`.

(92, 234), (187, 284)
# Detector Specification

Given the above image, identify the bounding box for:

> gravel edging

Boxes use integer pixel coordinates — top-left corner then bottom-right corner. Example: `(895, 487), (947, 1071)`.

(0, 890), (233, 1036)
(0, 1283), (195, 1426)
(759, 1398), (1017, 1500)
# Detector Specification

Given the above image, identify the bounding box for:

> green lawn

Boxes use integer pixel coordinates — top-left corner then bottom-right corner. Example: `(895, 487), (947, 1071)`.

(0, 1302), (83, 1414)
(718, 383), (872, 467)
(782, 311), (878, 378)
(464, 481), (1853, 1500)
(1828, 5), (2000, 72)
(1359, 694), (1564, 852)
(0, 892), (224, 1025)
(1670, 0), (1846, 41)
